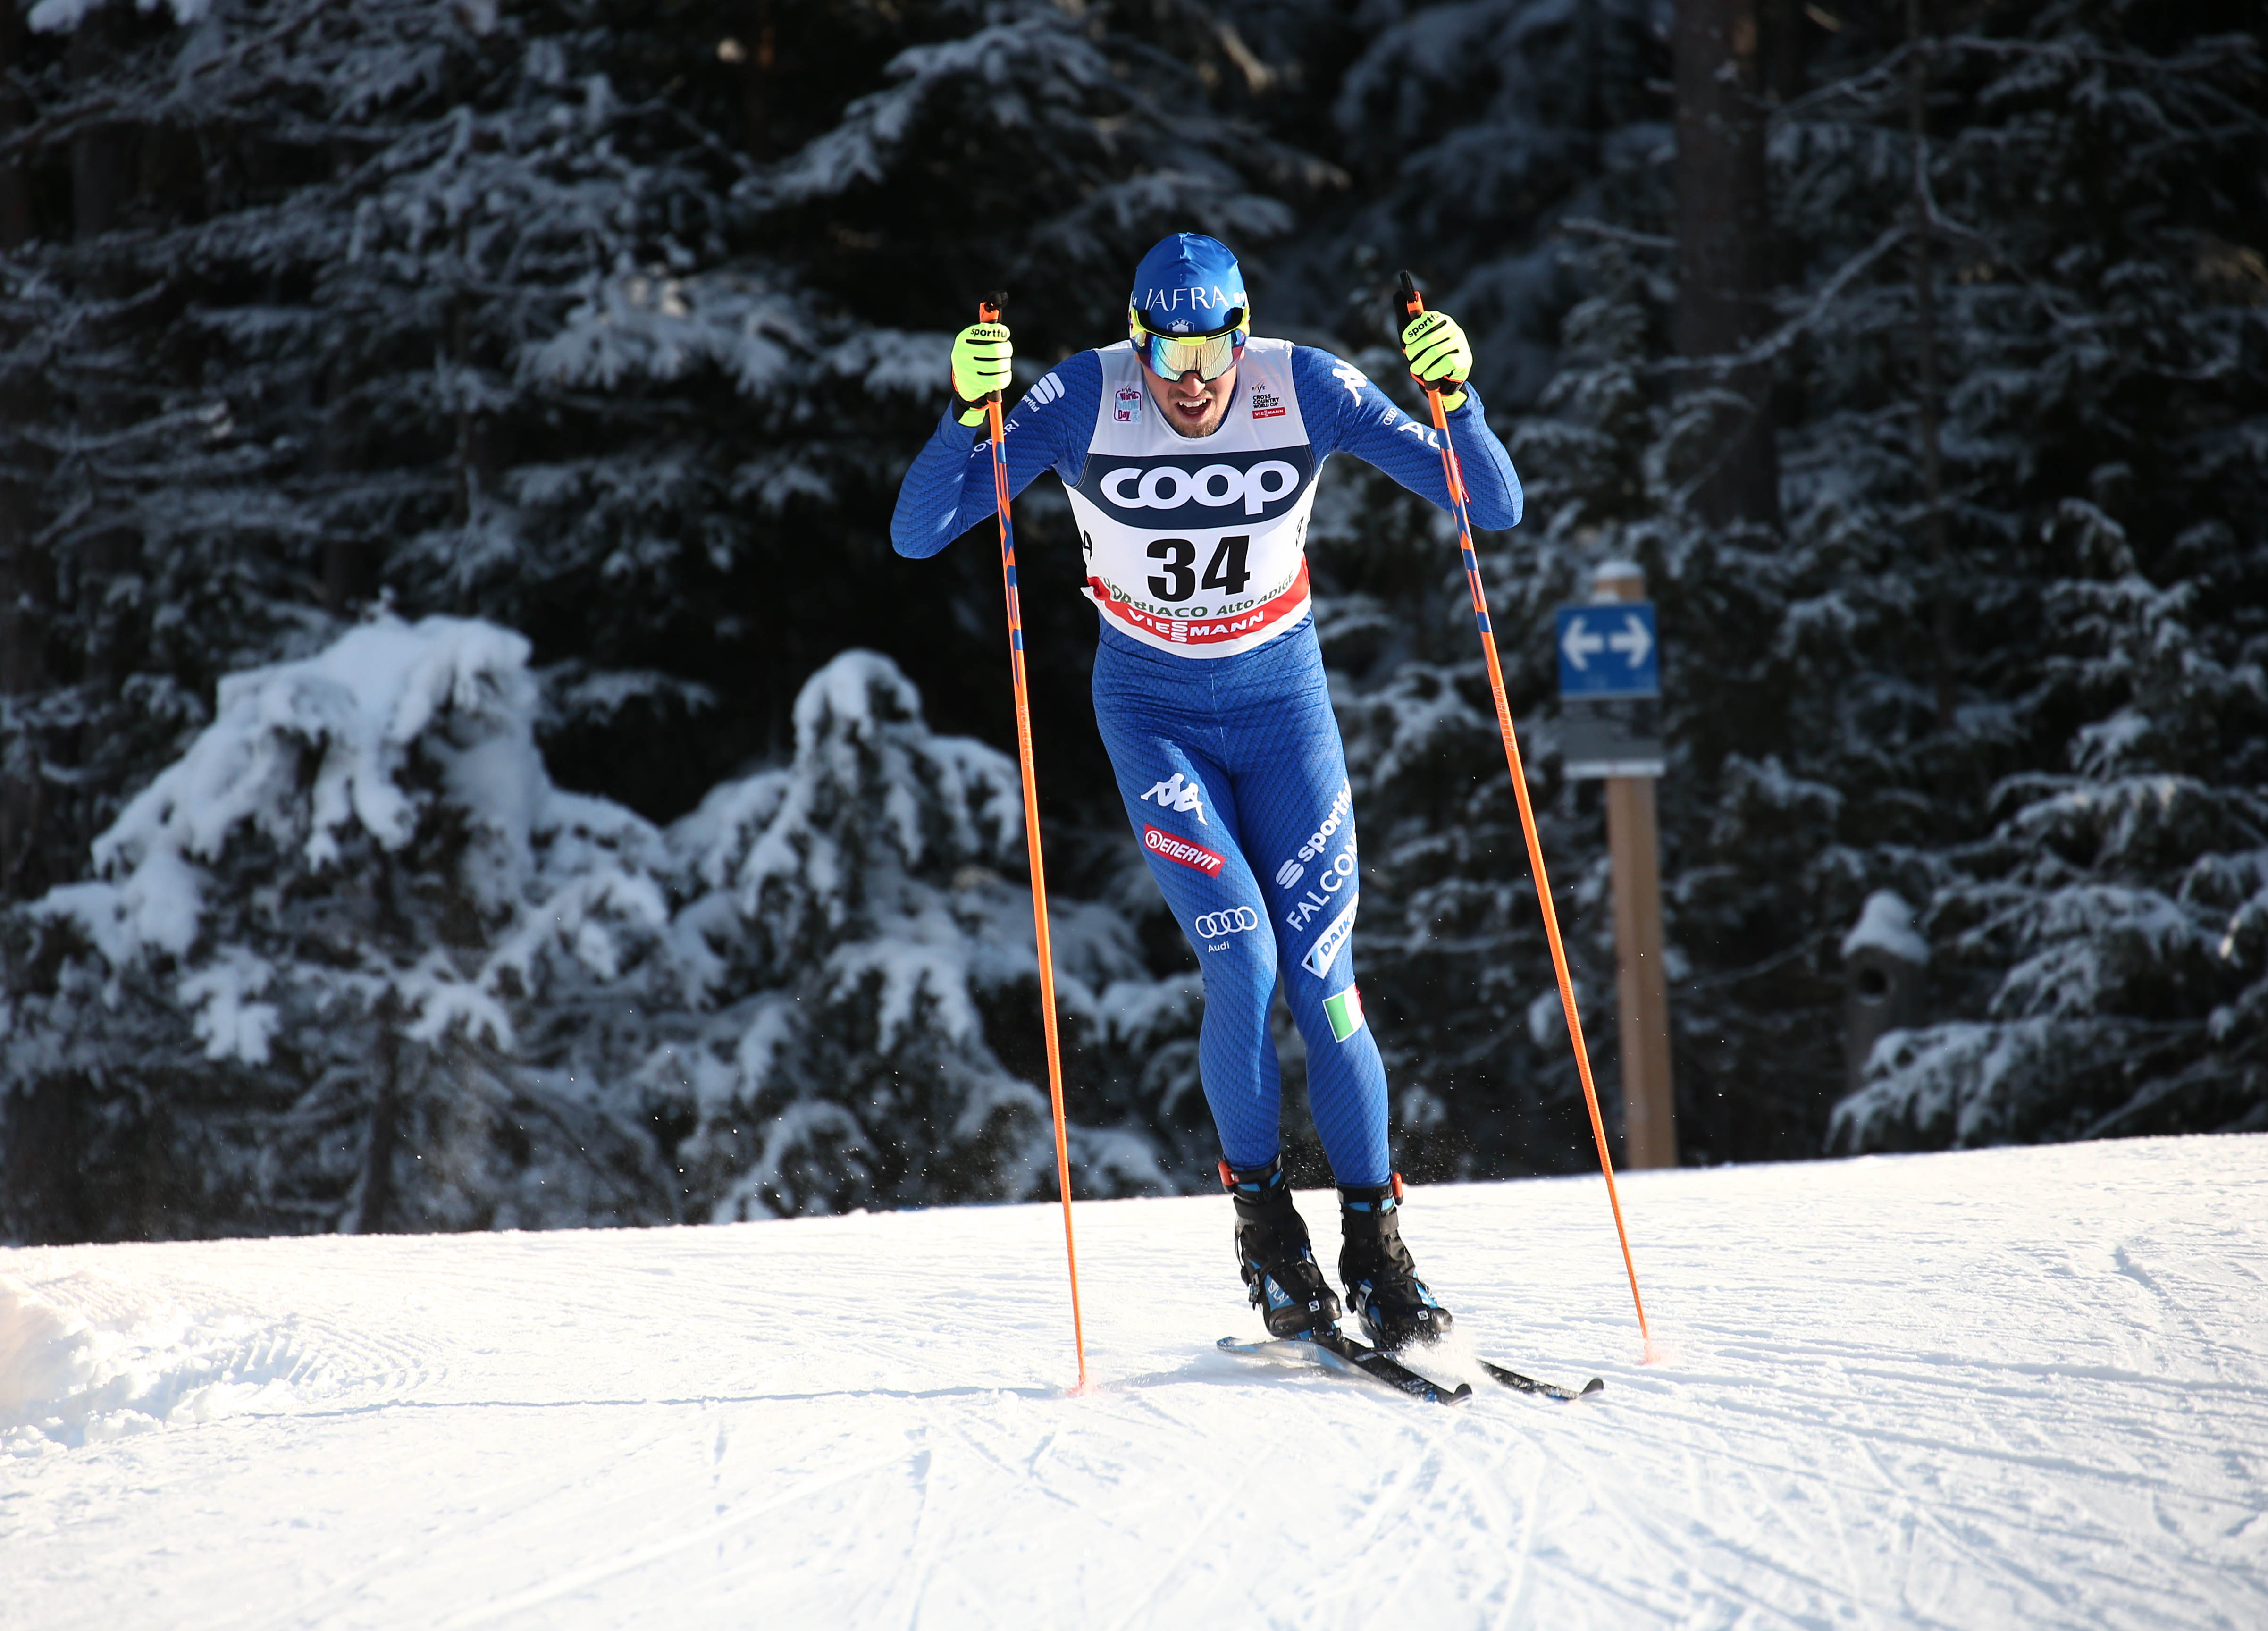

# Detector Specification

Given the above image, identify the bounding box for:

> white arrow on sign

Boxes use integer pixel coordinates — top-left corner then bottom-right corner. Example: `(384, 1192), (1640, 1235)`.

(1607, 613), (1653, 668)
(1561, 614), (1605, 671)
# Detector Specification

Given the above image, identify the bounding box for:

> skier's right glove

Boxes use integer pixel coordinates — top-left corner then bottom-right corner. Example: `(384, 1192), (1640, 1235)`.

(1400, 308), (1472, 411)
(951, 321), (1013, 427)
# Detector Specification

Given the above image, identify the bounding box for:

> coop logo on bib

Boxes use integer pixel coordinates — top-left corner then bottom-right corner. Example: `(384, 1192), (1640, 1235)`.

(1087, 453), (1311, 523)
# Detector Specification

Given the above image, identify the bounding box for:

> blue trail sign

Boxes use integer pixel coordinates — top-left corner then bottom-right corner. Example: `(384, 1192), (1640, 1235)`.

(1556, 600), (1663, 779)
(1556, 603), (1660, 698)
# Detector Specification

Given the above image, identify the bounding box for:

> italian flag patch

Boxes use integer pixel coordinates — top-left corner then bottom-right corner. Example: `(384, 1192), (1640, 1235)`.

(1323, 984), (1365, 1043)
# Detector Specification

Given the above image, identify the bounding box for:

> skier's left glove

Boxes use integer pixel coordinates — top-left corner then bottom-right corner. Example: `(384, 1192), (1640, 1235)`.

(951, 320), (1013, 427)
(1401, 309), (1473, 411)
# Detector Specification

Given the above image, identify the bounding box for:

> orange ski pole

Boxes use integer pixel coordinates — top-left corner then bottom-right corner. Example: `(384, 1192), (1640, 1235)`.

(1396, 272), (1651, 1350)
(977, 294), (1090, 1391)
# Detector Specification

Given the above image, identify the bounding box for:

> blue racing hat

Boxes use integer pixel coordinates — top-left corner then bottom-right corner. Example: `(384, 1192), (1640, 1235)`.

(1128, 234), (1248, 335)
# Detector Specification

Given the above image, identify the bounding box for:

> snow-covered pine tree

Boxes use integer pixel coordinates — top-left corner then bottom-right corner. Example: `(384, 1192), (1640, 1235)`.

(644, 649), (1198, 1219)
(0, 0), (758, 888)
(3, 0), (1310, 1240)
(0, 625), (1204, 1242)
(0, 614), (679, 1241)
(1503, 0), (2268, 1156)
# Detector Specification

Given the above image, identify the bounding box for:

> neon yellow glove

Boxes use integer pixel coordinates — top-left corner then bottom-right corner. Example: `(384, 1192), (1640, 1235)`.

(1401, 309), (1473, 411)
(951, 321), (1013, 427)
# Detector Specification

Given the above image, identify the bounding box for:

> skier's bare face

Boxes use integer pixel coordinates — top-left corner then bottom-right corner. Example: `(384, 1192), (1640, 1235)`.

(1143, 362), (1237, 438)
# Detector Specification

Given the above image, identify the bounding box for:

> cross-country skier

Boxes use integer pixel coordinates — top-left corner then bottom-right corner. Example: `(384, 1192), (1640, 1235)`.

(890, 234), (1521, 1348)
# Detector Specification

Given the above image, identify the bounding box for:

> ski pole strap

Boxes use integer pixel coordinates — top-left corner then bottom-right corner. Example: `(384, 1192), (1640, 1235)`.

(978, 290), (1008, 402)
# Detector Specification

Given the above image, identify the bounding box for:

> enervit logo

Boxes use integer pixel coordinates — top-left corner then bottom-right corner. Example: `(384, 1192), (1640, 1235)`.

(1144, 825), (1225, 875)
(1274, 859), (1304, 889)
(1193, 907), (1259, 939)
(1100, 461), (1300, 517)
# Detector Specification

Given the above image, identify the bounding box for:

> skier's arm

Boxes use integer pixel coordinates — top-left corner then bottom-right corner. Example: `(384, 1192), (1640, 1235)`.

(1291, 345), (1523, 531)
(890, 349), (1101, 559)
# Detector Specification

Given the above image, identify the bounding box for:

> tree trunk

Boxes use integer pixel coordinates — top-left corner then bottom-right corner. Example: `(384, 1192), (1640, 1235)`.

(68, 6), (135, 244)
(739, 0), (776, 161)
(1907, 0), (1957, 728)
(0, 3), (45, 900)
(0, 480), (48, 901)
(353, 1019), (404, 1234)
(1674, 0), (1781, 528)
(0, 1), (34, 247)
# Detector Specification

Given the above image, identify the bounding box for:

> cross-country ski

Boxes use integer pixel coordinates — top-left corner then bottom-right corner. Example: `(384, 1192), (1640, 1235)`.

(1215, 1334), (1478, 1404)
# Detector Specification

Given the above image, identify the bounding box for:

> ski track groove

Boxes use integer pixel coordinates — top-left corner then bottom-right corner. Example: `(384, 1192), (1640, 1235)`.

(3, 1137), (2264, 1629)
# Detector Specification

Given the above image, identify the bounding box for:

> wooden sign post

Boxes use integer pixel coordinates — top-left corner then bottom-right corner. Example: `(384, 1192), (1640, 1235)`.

(1557, 563), (1677, 1169)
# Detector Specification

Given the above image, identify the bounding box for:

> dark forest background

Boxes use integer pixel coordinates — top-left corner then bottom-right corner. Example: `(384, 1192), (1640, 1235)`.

(2, 0), (2263, 1243)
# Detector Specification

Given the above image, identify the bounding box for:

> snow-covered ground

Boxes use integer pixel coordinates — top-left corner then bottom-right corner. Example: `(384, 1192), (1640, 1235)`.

(3, 1135), (2262, 1629)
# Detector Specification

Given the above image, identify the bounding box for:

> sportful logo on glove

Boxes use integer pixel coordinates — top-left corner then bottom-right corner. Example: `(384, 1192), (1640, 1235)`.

(1144, 825), (1225, 876)
(1141, 772), (1207, 824)
(1323, 984), (1366, 1042)
(1193, 907), (1258, 938)
(1301, 895), (1360, 980)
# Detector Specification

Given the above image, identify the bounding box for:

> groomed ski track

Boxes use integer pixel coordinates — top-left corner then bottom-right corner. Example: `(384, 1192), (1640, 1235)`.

(4, 1135), (2263, 1629)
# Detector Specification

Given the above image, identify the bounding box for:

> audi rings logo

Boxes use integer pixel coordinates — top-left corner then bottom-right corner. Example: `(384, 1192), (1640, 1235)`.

(1100, 460), (1301, 517)
(1193, 907), (1260, 939)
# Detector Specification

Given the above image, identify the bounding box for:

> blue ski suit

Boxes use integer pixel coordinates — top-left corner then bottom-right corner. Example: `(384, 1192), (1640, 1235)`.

(890, 339), (1521, 1185)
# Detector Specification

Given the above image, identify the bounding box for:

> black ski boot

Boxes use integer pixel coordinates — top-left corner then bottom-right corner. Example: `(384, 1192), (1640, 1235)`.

(1339, 1176), (1454, 1347)
(1221, 1158), (1343, 1338)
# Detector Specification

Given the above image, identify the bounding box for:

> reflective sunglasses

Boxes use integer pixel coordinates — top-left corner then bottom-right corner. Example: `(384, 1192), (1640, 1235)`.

(1128, 306), (1249, 382)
